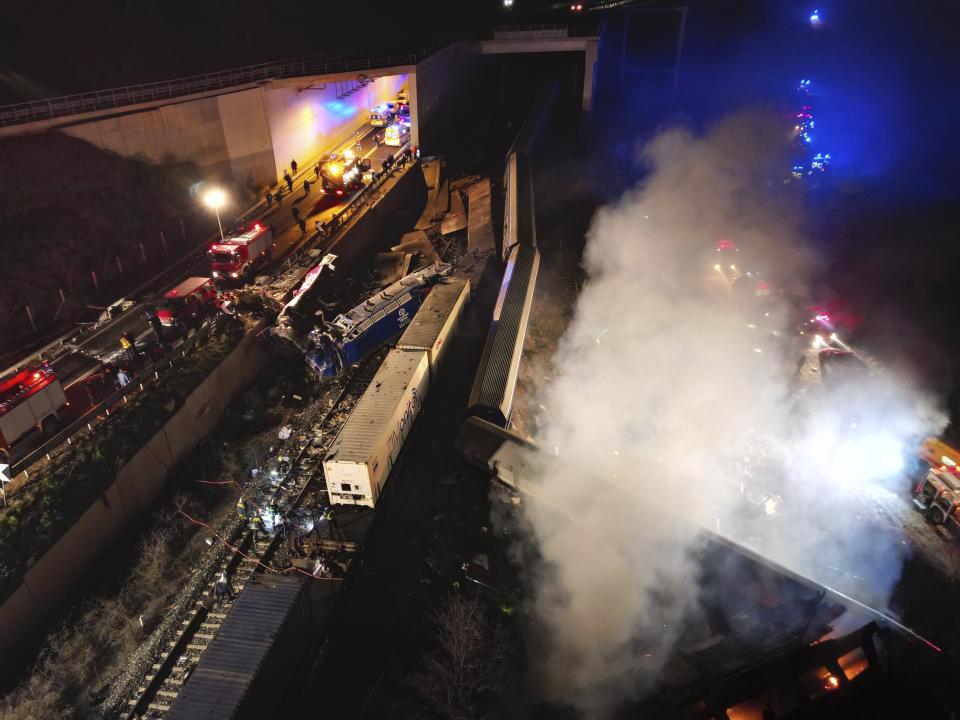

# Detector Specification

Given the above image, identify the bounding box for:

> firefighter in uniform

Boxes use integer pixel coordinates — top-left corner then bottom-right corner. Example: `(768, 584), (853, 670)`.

(251, 513), (266, 541)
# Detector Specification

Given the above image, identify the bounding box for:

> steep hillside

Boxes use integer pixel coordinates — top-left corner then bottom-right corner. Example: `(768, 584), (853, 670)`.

(0, 132), (204, 352)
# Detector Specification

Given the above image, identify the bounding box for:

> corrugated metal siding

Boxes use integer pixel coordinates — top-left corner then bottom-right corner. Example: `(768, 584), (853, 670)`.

(397, 278), (469, 352)
(166, 576), (306, 720)
(468, 243), (540, 424)
(325, 350), (429, 464)
(457, 416), (536, 492)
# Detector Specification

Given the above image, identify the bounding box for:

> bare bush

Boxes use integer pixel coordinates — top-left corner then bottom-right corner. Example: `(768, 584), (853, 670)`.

(0, 517), (178, 718)
(411, 594), (508, 720)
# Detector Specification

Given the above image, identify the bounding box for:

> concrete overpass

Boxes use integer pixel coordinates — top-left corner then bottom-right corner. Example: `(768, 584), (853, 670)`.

(481, 26), (599, 112)
(0, 27), (598, 188)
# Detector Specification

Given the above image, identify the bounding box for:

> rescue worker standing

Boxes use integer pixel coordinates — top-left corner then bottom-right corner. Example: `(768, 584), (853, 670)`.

(213, 571), (235, 602)
(120, 332), (137, 363)
(145, 306), (166, 349)
(251, 513), (266, 542)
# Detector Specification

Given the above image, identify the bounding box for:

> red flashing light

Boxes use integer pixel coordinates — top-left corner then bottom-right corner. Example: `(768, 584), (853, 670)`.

(32, 372), (40, 380)
(254, 223), (261, 230)
(336, 189), (344, 196)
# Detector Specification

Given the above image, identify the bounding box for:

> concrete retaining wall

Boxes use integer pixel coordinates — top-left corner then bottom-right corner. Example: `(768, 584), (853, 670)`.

(0, 327), (269, 655)
(63, 91), (240, 182)
(414, 42), (481, 152)
(328, 161), (428, 266)
(58, 70), (412, 190)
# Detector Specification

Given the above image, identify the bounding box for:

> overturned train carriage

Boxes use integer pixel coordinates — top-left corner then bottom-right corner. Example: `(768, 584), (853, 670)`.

(306, 261), (452, 378)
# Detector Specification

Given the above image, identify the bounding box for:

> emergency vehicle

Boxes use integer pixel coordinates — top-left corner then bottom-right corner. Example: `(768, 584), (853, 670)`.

(384, 122), (410, 147)
(208, 223), (274, 281)
(369, 103), (395, 127)
(157, 277), (218, 329)
(913, 439), (960, 535)
(320, 151), (368, 196)
(0, 366), (67, 456)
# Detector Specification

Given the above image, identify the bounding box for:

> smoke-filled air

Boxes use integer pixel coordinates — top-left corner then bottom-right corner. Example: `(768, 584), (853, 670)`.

(518, 111), (946, 715)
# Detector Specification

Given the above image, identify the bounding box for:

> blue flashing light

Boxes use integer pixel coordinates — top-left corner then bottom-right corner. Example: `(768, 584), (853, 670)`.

(324, 100), (358, 118)
(809, 10), (822, 27)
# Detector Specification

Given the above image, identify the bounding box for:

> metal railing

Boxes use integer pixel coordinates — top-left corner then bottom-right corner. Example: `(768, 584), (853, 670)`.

(490, 23), (600, 37)
(271, 144), (415, 281)
(8, 314), (229, 480)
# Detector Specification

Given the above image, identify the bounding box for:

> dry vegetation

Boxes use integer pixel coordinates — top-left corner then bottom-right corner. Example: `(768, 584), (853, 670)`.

(411, 594), (509, 720)
(0, 506), (184, 720)
(0, 364), (299, 720)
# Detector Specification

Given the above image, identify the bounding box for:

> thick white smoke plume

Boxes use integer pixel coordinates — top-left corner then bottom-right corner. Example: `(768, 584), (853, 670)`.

(519, 112), (945, 714)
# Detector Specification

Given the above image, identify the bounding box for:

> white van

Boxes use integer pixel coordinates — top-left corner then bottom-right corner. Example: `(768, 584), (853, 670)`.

(384, 122), (410, 147)
(370, 103), (395, 127)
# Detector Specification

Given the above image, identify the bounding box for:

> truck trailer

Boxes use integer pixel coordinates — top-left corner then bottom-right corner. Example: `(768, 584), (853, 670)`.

(323, 275), (470, 507)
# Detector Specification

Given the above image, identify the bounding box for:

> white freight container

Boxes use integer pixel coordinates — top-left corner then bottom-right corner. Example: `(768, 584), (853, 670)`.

(324, 349), (430, 507)
(397, 278), (470, 372)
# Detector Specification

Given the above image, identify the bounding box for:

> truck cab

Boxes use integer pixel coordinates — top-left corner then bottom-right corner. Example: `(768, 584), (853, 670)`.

(320, 152), (368, 196)
(208, 223), (274, 281)
(157, 277), (218, 329)
(0, 366), (67, 457)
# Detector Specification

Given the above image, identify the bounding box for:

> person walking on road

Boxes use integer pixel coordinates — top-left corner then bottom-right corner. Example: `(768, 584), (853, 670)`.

(297, 217), (306, 235)
(145, 306), (162, 337)
(265, 190), (273, 207)
(115, 367), (131, 389)
(303, 179), (311, 196)
(314, 162), (321, 179)
(274, 186), (283, 204)
(291, 206), (300, 222)
(290, 159), (298, 175)
(145, 306), (170, 352)
(283, 171), (293, 193)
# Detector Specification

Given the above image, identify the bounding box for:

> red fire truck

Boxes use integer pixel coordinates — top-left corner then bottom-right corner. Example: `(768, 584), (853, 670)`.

(0, 366), (67, 457)
(913, 438), (960, 535)
(208, 223), (275, 281)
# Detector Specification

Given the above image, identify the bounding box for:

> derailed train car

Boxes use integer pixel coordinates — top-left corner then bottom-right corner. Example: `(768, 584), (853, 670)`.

(456, 416), (958, 719)
(265, 259), (452, 379)
(323, 278), (470, 507)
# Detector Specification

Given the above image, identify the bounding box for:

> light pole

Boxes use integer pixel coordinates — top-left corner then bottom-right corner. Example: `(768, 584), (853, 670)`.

(204, 188), (227, 241)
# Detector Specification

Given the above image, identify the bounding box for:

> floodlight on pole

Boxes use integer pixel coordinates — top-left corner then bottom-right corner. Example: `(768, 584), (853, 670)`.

(204, 188), (227, 241)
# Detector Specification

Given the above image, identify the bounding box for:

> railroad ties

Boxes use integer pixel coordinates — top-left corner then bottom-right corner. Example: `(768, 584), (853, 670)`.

(121, 360), (381, 719)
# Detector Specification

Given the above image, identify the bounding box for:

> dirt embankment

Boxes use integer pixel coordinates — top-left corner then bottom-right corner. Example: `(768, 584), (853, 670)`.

(0, 132), (208, 353)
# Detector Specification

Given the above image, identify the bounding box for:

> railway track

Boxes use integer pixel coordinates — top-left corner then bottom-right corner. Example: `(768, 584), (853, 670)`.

(119, 360), (381, 720)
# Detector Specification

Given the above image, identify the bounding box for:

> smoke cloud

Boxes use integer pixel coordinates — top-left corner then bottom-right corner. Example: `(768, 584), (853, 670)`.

(517, 111), (946, 715)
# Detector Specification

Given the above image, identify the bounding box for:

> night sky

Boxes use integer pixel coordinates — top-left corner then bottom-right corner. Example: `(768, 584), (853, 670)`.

(0, 0), (511, 102)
